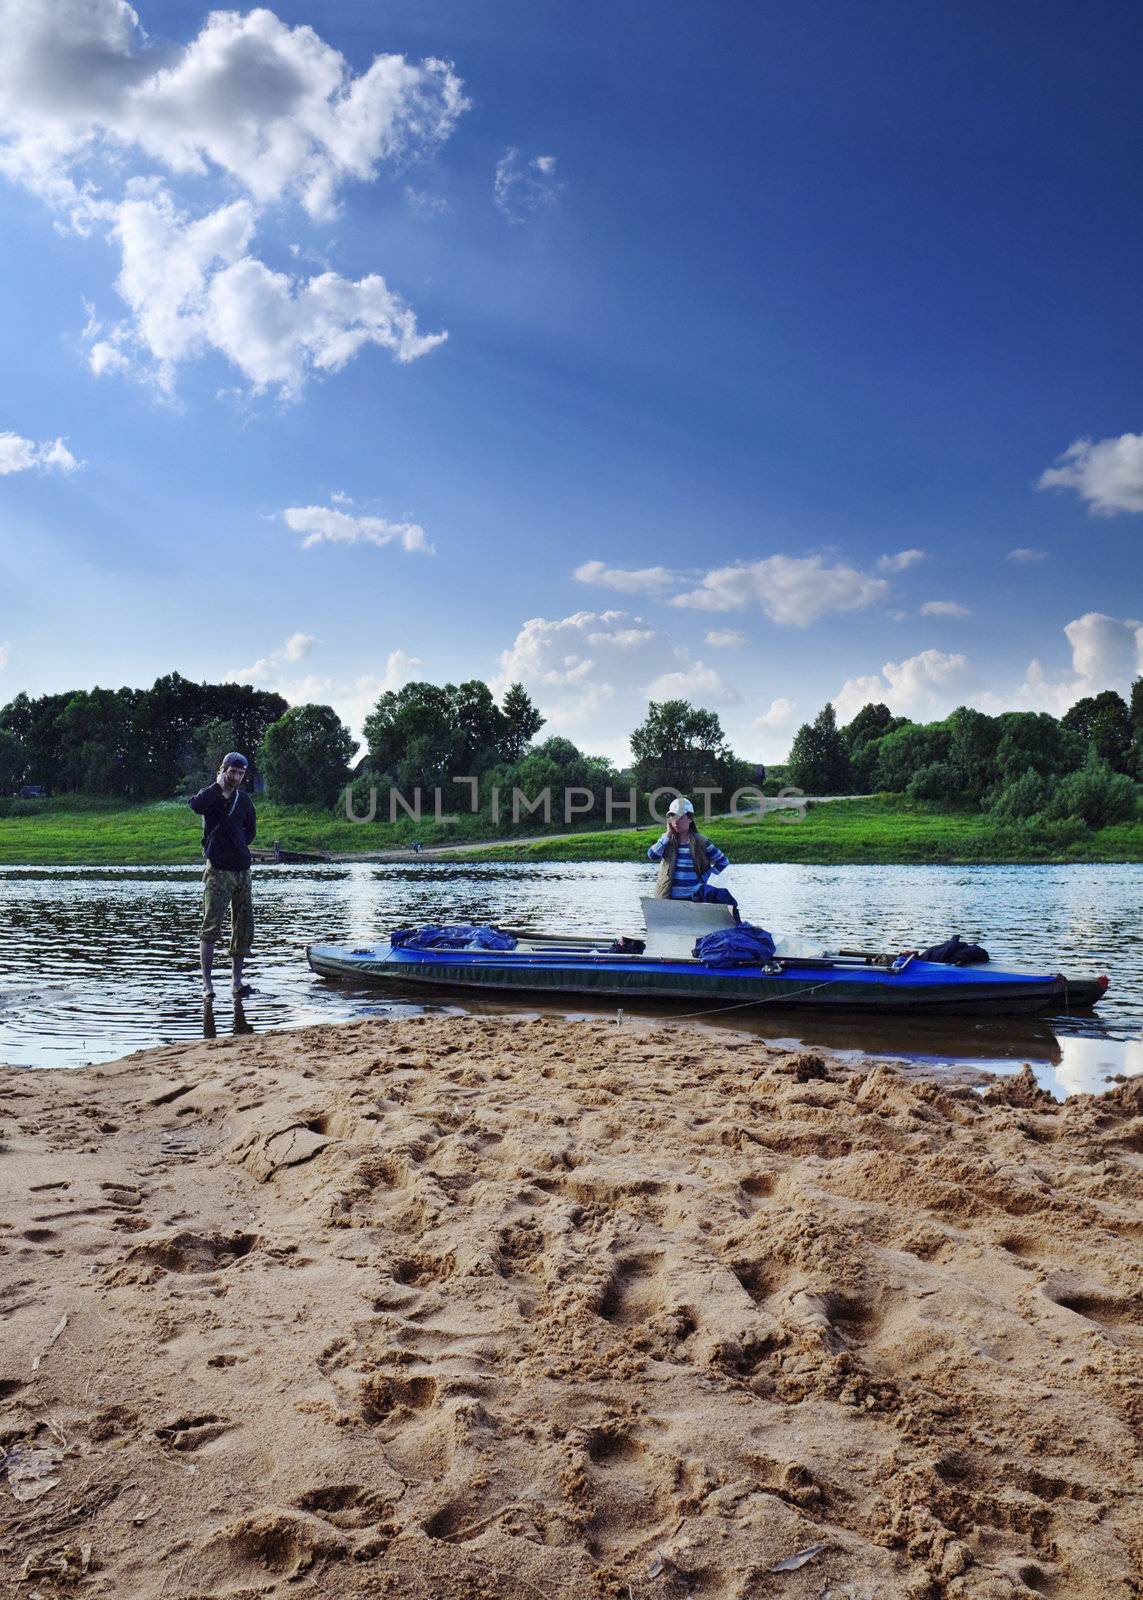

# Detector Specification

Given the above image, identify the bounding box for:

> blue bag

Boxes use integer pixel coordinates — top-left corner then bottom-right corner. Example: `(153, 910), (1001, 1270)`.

(692, 924), (776, 966)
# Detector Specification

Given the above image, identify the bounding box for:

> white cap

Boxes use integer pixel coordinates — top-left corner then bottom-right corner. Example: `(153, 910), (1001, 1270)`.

(667, 796), (695, 816)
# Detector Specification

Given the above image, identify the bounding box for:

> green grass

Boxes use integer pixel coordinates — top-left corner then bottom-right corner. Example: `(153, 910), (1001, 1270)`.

(449, 797), (1143, 865)
(0, 793), (1140, 866)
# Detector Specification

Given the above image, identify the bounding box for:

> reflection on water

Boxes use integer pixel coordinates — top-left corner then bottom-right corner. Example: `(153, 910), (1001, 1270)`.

(0, 861), (1139, 1097)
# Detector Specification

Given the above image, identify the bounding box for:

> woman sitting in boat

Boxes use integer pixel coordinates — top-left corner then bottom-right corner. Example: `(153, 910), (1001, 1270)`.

(647, 796), (730, 899)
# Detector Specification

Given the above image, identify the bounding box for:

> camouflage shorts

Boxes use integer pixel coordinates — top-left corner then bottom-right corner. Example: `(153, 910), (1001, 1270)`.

(200, 866), (254, 956)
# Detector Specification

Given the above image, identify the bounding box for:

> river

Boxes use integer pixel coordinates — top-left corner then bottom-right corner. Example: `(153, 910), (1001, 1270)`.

(1, 861), (1140, 1096)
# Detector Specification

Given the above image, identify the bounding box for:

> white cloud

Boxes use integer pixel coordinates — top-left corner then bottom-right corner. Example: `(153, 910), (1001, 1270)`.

(283, 503), (433, 553)
(670, 555), (887, 626)
(574, 559), (678, 594)
(920, 600), (972, 618)
(585, 627), (655, 649)
(645, 662), (739, 705)
(0, 1), (466, 219)
(83, 184), (446, 394)
(0, 431), (81, 474)
(330, 489), (353, 505)
(752, 697), (797, 732)
(978, 614), (1143, 717)
(0, 641), (9, 672)
(832, 612), (1143, 728)
(1038, 433), (1143, 515)
(833, 649), (974, 723)
(1007, 547), (1048, 563)
(225, 630), (317, 683)
(493, 610), (678, 754)
(225, 637), (421, 744)
(404, 184), (448, 217)
(878, 548), (926, 573)
(0, 2), (462, 395)
(494, 147), (561, 220)
(705, 630), (746, 648)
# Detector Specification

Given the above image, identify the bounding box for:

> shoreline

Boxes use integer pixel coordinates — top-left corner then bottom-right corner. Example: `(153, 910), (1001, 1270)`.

(1, 795), (1140, 867)
(2, 1014), (1141, 1596)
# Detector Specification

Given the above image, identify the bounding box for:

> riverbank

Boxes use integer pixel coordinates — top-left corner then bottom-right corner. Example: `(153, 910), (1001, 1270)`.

(1, 794), (1141, 865)
(1, 1014), (1141, 1598)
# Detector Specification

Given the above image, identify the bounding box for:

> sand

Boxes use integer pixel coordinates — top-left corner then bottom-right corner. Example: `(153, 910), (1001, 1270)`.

(1, 1014), (1141, 1600)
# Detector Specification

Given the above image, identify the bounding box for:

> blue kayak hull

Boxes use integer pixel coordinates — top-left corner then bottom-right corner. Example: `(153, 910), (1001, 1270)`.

(306, 941), (1106, 1017)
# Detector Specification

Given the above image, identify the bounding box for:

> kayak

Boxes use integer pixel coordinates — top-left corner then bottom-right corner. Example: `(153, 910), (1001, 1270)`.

(306, 931), (1109, 1017)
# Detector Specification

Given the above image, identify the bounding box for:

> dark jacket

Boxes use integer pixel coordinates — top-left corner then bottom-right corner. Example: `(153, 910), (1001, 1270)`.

(189, 783), (256, 871)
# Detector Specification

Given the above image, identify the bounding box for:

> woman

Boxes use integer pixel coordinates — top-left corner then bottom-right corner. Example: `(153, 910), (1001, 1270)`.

(647, 796), (730, 899)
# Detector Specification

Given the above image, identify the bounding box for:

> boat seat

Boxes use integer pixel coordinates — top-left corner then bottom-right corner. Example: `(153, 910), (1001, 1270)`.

(640, 896), (737, 958)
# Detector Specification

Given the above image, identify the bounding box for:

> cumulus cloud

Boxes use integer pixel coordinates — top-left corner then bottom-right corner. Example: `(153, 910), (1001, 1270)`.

(705, 630), (746, 648)
(670, 555), (887, 626)
(494, 147), (561, 220)
(752, 697), (797, 731)
(283, 502), (433, 553)
(920, 600), (972, 618)
(225, 630), (317, 682)
(833, 612), (1143, 727)
(573, 559), (678, 594)
(645, 662), (739, 705)
(0, 1), (463, 394)
(225, 636), (421, 743)
(492, 610), (680, 752)
(878, 548), (926, 573)
(0, 432), (81, 474)
(81, 183), (445, 393)
(1007, 547), (1048, 563)
(833, 649), (975, 724)
(1038, 433), (1143, 515)
(0, 1), (466, 218)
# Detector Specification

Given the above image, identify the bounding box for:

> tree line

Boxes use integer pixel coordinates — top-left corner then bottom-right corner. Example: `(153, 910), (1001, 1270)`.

(2, 669), (1140, 831)
(786, 684), (1143, 829)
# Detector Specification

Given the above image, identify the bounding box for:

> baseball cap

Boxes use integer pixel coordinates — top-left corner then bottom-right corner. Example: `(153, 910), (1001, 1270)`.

(221, 752), (249, 768)
(667, 796), (695, 816)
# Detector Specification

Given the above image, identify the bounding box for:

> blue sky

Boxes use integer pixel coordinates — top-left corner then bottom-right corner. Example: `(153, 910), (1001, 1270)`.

(1, 0), (1141, 763)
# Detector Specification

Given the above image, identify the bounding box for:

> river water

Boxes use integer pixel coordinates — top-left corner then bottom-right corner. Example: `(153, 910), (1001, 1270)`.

(0, 862), (1140, 1096)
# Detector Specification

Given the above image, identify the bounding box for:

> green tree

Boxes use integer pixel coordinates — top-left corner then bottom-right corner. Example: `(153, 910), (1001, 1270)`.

(1047, 753), (1138, 828)
(1062, 690), (1132, 771)
(943, 706), (1001, 798)
(787, 704), (852, 793)
(994, 712), (1081, 786)
(0, 727), (25, 794)
(840, 703), (907, 792)
(259, 704), (357, 807)
(500, 682), (545, 761)
(871, 723), (950, 792)
(629, 699), (738, 799)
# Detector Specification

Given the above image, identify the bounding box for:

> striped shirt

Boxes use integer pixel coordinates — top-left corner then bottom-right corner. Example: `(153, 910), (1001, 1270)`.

(647, 833), (730, 899)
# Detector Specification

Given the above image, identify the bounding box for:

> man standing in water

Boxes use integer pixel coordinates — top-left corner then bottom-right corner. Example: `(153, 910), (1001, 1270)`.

(189, 753), (257, 1002)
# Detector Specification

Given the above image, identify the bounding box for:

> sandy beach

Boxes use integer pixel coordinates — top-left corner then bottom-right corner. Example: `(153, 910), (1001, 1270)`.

(1, 1014), (1141, 1599)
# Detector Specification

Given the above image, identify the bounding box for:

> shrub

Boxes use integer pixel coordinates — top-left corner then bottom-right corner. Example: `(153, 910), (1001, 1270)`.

(989, 768), (1055, 821)
(907, 761), (962, 802)
(1047, 758), (1138, 829)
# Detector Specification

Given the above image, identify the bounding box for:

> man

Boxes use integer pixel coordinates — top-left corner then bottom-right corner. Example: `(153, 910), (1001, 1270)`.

(189, 752), (257, 1002)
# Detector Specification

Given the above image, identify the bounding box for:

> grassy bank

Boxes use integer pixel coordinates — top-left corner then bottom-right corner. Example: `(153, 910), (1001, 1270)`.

(0, 794), (1140, 865)
(448, 797), (1143, 865)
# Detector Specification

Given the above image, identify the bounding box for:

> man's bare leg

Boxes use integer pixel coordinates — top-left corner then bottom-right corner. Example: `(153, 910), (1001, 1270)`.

(231, 954), (249, 997)
(201, 940), (216, 1001)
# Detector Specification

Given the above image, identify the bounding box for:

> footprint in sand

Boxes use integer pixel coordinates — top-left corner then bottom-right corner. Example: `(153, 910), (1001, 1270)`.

(154, 1412), (232, 1452)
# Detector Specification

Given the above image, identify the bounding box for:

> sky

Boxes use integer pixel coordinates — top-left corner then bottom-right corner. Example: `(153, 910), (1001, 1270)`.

(1, 0), (1141, 766)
